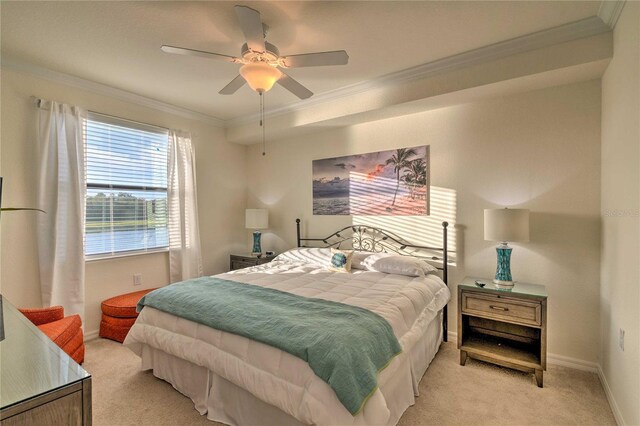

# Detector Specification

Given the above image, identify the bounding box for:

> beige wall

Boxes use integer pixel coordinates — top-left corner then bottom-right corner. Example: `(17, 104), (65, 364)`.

(600, 2), (640, 425)
(247, 80), (602, 363)
(0, 69), (247, 335)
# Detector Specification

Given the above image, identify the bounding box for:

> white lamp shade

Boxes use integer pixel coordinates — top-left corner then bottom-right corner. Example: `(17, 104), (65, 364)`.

(246, 209), (269, 230)
(484, 208), (530, 242)
(239, 62), (281, 93)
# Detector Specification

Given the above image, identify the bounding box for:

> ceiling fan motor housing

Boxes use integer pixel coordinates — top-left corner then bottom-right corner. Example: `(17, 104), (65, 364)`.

(241, 42), (280, 65)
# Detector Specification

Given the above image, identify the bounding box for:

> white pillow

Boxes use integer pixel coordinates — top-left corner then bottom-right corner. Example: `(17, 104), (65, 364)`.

(362, 253), (437, 277)
(273, 248), (333, 267)
(351, 251), (375, 270)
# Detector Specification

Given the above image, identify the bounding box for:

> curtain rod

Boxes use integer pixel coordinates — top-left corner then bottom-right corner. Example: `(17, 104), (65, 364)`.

(30, 96), (191, 136)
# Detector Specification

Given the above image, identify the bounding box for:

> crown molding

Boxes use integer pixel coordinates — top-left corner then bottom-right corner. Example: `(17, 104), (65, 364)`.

(227, 16), (611, 128)
(598, 0), (626, 29)
(0, 56), (225, 128)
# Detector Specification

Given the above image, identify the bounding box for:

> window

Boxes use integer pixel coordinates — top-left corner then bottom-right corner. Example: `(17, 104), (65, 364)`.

(84, 113), (169, 257)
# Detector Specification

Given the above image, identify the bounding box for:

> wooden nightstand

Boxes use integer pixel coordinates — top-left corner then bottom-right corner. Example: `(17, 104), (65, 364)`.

(458, 276), (547, 387)
(229, 254), (275, 271)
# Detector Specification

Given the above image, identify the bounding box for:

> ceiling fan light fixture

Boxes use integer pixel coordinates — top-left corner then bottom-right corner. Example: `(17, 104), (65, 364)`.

(239, 61), (281, 93)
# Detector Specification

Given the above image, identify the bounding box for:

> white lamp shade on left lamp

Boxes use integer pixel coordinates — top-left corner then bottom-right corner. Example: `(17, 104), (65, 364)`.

(245, 209), (269, 230)
(246, 209), (268, 256)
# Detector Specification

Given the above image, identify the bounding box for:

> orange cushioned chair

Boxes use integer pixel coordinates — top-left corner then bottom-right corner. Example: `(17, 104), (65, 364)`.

(99, 288), (157, 343)
(19, 306), (85, 364)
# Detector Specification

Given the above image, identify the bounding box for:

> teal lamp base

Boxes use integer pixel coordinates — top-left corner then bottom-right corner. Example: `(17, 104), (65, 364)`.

(494, 243), (514, 287)
(251, 231), (262, 257)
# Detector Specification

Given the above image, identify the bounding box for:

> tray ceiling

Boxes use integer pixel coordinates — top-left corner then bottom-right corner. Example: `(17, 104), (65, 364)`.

(1, 1), (600, 121)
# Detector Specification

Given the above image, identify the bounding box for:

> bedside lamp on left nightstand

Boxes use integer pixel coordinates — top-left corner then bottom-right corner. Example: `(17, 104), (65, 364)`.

(246, 209), (268, 257)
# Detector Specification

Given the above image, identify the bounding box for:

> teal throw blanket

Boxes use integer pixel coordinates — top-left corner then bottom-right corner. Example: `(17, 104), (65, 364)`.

(137, 277), (402, 415)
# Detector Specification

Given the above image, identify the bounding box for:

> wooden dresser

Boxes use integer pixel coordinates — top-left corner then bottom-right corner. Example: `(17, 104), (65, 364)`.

(0, 296), (91, 425)
(457, 276), (547, 387)
(229, 253), (275, 271)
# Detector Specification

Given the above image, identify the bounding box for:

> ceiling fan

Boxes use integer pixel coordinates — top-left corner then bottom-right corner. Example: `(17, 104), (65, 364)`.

(161, 5), (350, 100)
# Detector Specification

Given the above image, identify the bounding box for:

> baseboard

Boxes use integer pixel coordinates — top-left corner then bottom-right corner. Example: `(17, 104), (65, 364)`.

(84, 329), (99, 342)
(597, 366), (626, 425)
(546, 352), (598, 372)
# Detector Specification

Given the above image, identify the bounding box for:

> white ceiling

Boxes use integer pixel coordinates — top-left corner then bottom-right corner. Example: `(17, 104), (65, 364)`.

(1, 1), (601, 121)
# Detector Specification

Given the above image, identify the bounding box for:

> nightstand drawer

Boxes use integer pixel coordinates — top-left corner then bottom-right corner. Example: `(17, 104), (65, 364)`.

(462, 292), (541, 326)
(229, 254), (275, 271)
(231, 260), (257, 270)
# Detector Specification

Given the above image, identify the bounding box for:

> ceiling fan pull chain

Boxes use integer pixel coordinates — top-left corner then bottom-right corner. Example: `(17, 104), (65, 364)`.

(260, 92), (266, 156)
(259, 91), (263, 127)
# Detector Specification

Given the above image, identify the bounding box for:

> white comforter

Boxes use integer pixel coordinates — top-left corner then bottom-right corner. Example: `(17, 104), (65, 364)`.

(125, 257), (450, 425)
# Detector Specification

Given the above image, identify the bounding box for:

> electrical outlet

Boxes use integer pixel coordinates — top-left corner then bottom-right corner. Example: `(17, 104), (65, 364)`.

(133, 273), (142, 286)
(619, 328), (625, 351)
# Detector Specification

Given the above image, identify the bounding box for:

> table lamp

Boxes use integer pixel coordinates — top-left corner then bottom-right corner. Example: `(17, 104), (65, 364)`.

(484, 208), (530, 287)
(246, 209), (268, 257)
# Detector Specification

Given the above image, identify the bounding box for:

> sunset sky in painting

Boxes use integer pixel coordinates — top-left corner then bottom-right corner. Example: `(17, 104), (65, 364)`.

(313, 150), (401, 184)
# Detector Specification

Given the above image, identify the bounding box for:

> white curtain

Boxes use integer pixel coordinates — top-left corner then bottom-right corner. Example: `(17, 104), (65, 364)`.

(168, 131), (203, 282)
(36, 100), (86, 319)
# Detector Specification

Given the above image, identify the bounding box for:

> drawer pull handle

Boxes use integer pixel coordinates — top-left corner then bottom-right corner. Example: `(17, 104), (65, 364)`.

(490, 305), (509, 311)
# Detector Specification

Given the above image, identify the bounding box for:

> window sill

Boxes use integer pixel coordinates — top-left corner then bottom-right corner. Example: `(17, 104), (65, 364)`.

(85, 248), (169, 263)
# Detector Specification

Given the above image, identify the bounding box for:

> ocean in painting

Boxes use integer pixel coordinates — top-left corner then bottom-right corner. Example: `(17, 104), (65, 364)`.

(312, 146), (430, 216)
(313, 197), (350, 215)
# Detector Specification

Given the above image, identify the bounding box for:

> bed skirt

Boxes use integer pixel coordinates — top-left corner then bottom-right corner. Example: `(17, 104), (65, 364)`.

(136, 310), (443, 426)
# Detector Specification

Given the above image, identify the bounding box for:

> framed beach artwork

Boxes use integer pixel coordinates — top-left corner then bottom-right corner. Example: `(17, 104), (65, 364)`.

(312, 145), (430, 216)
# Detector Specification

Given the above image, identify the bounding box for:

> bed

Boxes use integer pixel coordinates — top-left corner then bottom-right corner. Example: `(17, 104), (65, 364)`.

(124, 220), (451, 426)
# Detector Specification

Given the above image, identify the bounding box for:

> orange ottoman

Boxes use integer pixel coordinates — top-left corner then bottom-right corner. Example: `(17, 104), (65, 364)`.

(99, 288), (157, 343)
(19, 306), (85, 364)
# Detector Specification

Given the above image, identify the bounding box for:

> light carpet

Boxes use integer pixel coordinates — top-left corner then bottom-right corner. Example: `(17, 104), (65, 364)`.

(84, 338), (616, 425)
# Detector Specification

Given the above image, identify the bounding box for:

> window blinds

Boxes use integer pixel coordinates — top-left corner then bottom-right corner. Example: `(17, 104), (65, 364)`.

(84, 113), (169, 257)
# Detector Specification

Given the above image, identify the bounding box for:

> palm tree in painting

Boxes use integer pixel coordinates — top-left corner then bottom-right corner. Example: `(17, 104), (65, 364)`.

(385, 148), (417, 206)
(402, 158), (427, 199)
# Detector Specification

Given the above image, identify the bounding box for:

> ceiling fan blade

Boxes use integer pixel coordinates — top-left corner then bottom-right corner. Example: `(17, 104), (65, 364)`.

(161, 45), (239, 63)
(277, 72), (313, 99)
(281, 50), (349, 68)
(219, 75), (246, 95)
(234, 5), (266, 53)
